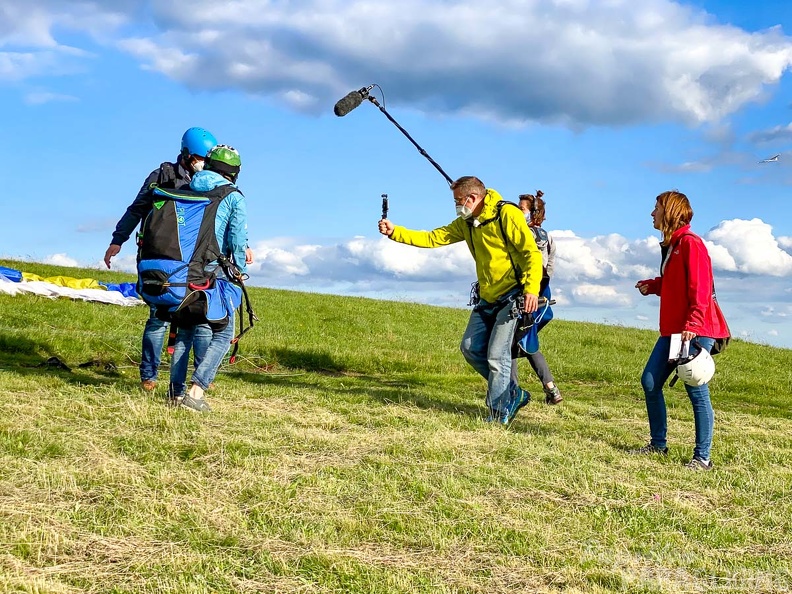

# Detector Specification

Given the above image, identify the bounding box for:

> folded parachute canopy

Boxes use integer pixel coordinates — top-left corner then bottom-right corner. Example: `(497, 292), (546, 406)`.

(0, 265), (22, 282)
(22, 273), (106, 290)
(0, 266), (142, 306)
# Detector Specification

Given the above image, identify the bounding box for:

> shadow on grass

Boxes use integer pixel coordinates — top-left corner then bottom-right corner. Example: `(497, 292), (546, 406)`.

(266, 347), (351, 374)
(0, 333), (122, 387)
(221, 348), (565, 428)
(222, 348), (484, 419)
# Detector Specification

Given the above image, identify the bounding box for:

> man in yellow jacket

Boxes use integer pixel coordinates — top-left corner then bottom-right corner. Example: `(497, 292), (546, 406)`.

(378, 176), (543, 424)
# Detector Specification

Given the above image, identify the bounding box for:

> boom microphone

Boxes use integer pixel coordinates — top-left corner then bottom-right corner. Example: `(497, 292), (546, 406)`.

(333, 85), (374, 117)
(333, 83), (455, 185)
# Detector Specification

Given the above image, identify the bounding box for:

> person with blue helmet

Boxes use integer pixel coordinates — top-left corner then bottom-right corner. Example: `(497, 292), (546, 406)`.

(104, 127), (217, 392)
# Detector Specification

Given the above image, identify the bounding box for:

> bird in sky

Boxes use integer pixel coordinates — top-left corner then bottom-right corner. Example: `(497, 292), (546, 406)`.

(759, 154), (780, 163)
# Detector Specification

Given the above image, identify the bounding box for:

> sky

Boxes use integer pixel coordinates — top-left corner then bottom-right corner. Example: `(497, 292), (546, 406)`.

(2, 0), (792, 348)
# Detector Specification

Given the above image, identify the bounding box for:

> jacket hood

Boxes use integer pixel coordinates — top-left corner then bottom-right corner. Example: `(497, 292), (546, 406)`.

(473, 189), (506, 223)
(190, 169), (232, 192)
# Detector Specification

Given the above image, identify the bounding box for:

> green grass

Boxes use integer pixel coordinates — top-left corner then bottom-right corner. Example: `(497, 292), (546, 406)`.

(0, 258), (791, 593)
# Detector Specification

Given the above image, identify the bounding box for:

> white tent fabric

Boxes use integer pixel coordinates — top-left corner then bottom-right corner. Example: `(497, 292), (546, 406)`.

(0, 274), (143, 306)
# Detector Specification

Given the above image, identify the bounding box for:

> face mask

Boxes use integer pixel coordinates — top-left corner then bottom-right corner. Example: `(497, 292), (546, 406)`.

(455, 198), (473, 219)
(191, 159), (205, 172)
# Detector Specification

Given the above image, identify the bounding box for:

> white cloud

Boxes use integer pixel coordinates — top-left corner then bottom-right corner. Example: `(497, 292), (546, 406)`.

(131, 0), (792, 126)
(24, 90), (78, 104)
(0, 50), (60, 81)
(43, 253), (79, 267)
(552, 231), (657, 282)
(651, 150), (762, 175)
(570, 284), (633, 307)
(0, 1), (130, 81)
(749, 122), (792, 145)
(238, 218), (792, 349)
(244, 219), (792, 299)
(5, 0), (792, 126)
(12, 214), (792, 348)
(705, 218), (792, 276)
(249, 236), (474, 284)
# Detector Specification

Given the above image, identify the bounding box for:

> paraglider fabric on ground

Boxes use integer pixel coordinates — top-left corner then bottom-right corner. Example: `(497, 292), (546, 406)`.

(0, 266), (143, 307)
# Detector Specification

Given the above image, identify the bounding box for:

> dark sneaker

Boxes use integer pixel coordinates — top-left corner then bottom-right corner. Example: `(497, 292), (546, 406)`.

(685, 457), (713, 471)
(629, 443), (669, 455)
(544, 385), (562, 405)
(180, 394), (212, 413)
(140, 379), (157, 392)
(168, 393), (185, 407)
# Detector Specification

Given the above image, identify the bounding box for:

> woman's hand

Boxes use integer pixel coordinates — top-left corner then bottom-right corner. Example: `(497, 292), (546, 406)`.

(681, 330), (697, 342)
(635, 280), (650, 295)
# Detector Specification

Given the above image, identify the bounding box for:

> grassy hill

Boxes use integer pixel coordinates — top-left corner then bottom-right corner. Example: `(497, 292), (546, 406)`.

(0, 259), (790, 593)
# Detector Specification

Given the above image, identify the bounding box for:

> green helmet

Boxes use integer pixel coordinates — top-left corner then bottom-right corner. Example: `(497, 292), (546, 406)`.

(205, 144), (241, 180)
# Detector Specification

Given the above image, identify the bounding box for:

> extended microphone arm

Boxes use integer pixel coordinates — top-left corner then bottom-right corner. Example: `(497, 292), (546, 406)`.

(364, 93), (454, 187)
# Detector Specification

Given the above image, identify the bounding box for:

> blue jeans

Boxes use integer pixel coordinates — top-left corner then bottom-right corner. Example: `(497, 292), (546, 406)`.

(641, 336), (716, 460)
(170, 318), (235, 394)
(168, 323), (214, 396)
(140, 307), (168, 382)
(460, 292), (520, 416)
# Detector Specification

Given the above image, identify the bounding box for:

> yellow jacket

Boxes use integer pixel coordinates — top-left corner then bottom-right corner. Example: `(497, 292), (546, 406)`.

(389, 189), (542, 302)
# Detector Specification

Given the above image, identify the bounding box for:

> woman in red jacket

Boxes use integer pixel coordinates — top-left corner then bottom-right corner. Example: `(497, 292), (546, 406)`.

(633, 190), (730, 470)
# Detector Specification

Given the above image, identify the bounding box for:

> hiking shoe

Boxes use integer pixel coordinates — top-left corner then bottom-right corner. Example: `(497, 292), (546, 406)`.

(685, 457), (713, 471)
(485, 388), (532, 425)
(628, 443), (669, 455)
(180, 394), (212, 413)
(512, 387), (532, 417)
(544, 385), (562, 405)
(485, 410), (509, 425)
(140, 379), (157, 392)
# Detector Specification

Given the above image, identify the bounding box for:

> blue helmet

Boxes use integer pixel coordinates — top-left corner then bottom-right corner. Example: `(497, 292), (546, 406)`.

(180, 127), (217, 159)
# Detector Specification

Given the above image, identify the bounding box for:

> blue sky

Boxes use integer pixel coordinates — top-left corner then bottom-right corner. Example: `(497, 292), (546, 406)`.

(2, 0), (792, 348)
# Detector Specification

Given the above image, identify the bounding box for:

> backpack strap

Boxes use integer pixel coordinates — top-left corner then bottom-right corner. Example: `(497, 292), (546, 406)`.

(215, 253), (258, 364)
(151, 183), (239, 203)
(494, 201), (524, 292)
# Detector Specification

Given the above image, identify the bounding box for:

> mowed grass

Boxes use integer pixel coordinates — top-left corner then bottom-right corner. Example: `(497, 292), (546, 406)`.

(0, 259), (790, 593)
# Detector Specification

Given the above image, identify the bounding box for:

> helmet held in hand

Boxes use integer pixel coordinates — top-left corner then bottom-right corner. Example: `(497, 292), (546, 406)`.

(676, 347), (715, 386)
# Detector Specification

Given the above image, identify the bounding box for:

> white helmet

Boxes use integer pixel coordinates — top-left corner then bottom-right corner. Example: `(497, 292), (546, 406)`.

(676, 348), (715, 386)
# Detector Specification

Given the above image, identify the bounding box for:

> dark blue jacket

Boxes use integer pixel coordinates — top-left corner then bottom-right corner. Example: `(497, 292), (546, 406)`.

(110, 158), (192, 246)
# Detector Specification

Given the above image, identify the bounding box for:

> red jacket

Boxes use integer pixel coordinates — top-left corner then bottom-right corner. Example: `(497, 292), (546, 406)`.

(639, 225), (730, 338)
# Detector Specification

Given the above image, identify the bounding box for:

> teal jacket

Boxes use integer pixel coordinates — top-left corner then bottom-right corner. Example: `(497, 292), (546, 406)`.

(190, 170), (248, 273)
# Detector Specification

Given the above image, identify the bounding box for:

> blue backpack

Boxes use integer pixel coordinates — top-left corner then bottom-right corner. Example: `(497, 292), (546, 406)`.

(136, 184), (254, 341)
